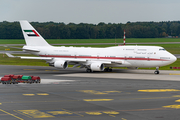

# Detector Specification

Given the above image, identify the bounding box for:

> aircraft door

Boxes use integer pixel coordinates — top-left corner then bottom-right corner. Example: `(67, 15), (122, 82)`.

(147, 51), (153, 61)
(124, 54), (127, 60)
(134, 46), (138, 53)
(44, 51), (47, 56)
(74, 52), (77, 58)
(97, 53), (100, 59)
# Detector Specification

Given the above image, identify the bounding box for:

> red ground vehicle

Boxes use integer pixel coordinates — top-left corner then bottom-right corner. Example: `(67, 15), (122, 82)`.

(32, 76), (41, 83)
(1, 74), (41, 84)
(12, 75), (23, 83)
(1, 77), (18, 84)
(1, 77), (12, 84)
(13, 75), (23, 80)
(4, 74), (14, 78)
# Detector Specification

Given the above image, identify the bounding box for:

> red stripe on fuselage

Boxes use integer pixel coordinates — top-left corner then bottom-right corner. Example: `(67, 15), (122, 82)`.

(39, 55), (169, 61)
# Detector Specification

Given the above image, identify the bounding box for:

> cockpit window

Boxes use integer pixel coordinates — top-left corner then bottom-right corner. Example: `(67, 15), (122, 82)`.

(159, 48), (166, 51)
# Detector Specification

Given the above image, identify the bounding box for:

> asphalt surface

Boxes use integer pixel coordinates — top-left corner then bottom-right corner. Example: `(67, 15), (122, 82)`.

(0, 65), (180, 120)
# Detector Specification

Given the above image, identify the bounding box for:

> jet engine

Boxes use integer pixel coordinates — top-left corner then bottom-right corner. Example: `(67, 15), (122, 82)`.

(90, 63), (104, 71)
(54, 61), (68, 69)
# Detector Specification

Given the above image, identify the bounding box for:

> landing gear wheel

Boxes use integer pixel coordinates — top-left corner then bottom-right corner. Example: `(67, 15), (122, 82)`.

(104, 68), (108, 72)
(86, 69), (92, 73)
(154, 71), (159, 74)
(154, 67), (160, 74)
(104, 68), (113, 72)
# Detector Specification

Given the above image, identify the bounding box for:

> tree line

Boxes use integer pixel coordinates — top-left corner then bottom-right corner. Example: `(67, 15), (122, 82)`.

(0, 21), (180, 39)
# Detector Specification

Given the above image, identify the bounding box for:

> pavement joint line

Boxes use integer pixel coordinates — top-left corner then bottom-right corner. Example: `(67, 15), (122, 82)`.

(1, 100), (81, 104)
(14, 110), (32, 119)
(0, 109), (24, 120)
(83, 99), (114, 101)
(1, 95), (179, 104)
(11, 108), (170, 119)
(77, 90), (122, 95)
(68, 108), (169, 114)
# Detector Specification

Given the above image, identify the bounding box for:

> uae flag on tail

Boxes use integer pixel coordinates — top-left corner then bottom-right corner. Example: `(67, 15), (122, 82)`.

(24, 30), (39, 37)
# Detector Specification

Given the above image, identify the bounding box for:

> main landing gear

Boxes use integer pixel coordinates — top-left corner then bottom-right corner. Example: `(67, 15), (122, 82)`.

(154, 67), (159, 74)
(104, 67), (112, 72)
(86, 68), (113, 73)
(86, 69), (93, 73)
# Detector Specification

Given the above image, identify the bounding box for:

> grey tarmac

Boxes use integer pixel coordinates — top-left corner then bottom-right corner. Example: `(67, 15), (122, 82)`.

(0, 65), (180, 120)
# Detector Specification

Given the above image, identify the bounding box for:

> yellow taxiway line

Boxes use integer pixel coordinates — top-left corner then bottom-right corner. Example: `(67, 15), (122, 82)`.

(0, 109), (24, 120)
(83, 99), (114, 101)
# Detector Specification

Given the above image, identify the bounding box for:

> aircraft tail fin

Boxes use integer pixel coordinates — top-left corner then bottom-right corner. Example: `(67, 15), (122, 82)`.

(20, 20), (50, 46)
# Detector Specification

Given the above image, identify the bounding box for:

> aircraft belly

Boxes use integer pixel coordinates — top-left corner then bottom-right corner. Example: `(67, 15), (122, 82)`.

(127, 60), (162, 68)
(132, 61), (163, 68)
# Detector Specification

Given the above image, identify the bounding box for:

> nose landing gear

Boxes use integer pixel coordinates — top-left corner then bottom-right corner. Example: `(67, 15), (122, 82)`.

(154, 67), (159, 74)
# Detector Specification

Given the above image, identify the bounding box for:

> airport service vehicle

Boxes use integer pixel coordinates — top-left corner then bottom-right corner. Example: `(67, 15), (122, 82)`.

(0, 74), (41, 84)
(31, 76), (41, 83)
(6, 21), (177, 74)
(1, 77), (13, 84)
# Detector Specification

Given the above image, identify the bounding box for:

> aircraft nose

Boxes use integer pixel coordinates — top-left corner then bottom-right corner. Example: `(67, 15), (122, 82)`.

(171, 55), (177, 63)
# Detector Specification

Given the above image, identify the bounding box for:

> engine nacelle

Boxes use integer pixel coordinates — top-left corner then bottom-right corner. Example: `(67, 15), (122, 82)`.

(54, 61), (68, 69)
(90, 63), (104, 71)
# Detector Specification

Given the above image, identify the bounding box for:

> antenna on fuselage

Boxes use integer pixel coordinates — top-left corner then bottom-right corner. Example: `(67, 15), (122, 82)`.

(123, 29), (126, 46)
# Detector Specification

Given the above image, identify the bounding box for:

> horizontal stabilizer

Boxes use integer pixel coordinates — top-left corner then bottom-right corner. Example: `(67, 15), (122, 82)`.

(4, 46), (39, 52)
(5, 53), (18, 58)
(23, 48), (40, 52)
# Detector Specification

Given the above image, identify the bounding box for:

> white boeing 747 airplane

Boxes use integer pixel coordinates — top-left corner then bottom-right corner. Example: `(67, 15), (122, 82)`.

(7, 20), (177, 74)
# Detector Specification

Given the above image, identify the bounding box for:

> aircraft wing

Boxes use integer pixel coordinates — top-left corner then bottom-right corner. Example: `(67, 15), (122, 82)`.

(5, 53), (52, 60)
(6, 53), (88, 62)
(6, 53), (122, 66)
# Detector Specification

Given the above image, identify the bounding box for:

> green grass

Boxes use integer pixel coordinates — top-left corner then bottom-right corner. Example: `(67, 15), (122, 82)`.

(0, 54), (48, 66)
(0, 39), (26, 44)
(1, 38), (180, 44)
